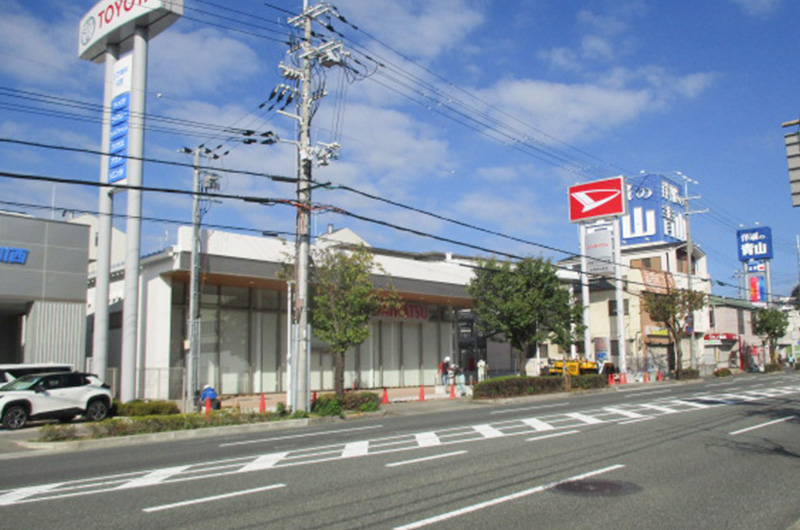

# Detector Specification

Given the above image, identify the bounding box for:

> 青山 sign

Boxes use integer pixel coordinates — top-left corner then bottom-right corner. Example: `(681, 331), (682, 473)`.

(620, 173), (686, 247)
(79, 0), (183, 62)
(568, 176), (627, 223)
(737, 226), (773, 262)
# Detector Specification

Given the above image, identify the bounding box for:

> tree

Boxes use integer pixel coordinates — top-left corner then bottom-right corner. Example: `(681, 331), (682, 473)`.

(467, 257), (584, 376)
(791, 285), (800, 311)
(752, 307), (789, 364)
(309, 245), (400, 399)
(641, 287), (706, 377)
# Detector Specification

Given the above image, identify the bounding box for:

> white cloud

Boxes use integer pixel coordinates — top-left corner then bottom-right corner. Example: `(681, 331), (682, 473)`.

(729, 0), (783, 15)
(0, 3), (87, 88)
(335, 0), (484, 60)
(478, 67), (715, 143)
(149, 28), (262, 97)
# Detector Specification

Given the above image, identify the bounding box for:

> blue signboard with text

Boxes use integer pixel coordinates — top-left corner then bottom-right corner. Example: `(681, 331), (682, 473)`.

(737, 226), (773, 262)
(620, 174), (686, 247)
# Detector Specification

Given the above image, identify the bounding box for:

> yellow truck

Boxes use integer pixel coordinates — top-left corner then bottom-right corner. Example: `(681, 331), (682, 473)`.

(541, 359), (610, 376)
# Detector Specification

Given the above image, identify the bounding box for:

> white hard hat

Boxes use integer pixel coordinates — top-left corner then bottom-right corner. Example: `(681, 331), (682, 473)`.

(444, 356), (450, 362)
(203, 384), (211, 390)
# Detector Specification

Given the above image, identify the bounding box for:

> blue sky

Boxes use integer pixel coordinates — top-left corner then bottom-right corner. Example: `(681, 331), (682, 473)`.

(1, 0), (799, 300)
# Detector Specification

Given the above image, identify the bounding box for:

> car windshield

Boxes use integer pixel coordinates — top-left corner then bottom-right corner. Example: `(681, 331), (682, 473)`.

(0, 375), (41, 391)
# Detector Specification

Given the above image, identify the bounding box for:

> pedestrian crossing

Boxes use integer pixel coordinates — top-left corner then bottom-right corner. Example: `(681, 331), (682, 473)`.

(1, 383), (798, 506)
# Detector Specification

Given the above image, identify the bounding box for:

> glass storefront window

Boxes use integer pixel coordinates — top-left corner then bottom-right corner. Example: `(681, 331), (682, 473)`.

(253, 289), (280, 310)
(220, 286), (249, 308)
(201, 284), (220, 307)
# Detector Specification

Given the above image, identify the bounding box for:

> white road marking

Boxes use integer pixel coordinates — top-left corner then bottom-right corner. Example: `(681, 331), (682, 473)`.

(386, 451), (467, 468)
(473, 424), (505, 438)
(394, 464), (626, 530)
(639, 404), (679, 414)
(603, 407), (648, 420)
(0, 484), (63, 506)
(219, 424), (383, 447)
(116, 466), (191, 490)
(143, 483), (286, 513)
(729, 416), (797, 436)
(520, 417), (555, 431)
(238, 452), (289, 473)
(490, 403), (570, 415)
(415, 432), (441, 447)
(619, 417), (655, 425)
(565, 412), (604, 425)
(618, 389), (672, 398)
(525, 430), (580, 442)
(342, 441), (370, 458)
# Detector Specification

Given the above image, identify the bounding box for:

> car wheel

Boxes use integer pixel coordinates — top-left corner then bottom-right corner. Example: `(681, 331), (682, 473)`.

(85, 399), (109, 421)
(3, 405), (28, 430)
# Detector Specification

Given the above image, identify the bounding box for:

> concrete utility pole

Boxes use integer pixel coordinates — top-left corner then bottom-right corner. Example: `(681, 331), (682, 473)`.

(187, 148), (202, 408)
(677, 172), (707, 370)
(284, 1), (345, 412)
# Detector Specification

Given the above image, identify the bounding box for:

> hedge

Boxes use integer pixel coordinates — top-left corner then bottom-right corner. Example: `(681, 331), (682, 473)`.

(713, 368), (732, 377)
(113, 399), (180, 417)
(472, 374), (606, 399)
(312, 391), (381, 417)
(764, 363), (782, 373)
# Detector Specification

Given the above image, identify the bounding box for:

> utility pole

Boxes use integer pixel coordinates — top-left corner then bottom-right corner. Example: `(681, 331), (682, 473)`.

(677, 172), (707, 370)
(181, 146), (219, 409)
(284, 1), (345, 412)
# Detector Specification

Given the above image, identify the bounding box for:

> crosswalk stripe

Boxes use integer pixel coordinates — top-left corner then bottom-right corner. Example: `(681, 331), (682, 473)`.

(604, 407), (647, 420)
(565, 412), (604, 425)
(239, 452), (289, 473)
(473, 424), (505, 438)
(117, 466), (190, 489)
(521, 418), (555, 431)
(415, 432), (441, 447)
(342, 441), (370, 458)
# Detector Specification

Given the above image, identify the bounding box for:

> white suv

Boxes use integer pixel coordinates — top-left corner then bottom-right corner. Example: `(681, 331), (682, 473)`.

(0, 372), (112, 430)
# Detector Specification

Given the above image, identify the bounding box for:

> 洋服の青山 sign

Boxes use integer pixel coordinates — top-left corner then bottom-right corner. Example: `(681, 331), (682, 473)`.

(568, 176), (627, 223)
(79, 0), (183, 62)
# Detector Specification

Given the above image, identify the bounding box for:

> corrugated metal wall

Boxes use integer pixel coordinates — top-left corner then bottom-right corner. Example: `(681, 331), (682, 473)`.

(24, 300), (86, 370)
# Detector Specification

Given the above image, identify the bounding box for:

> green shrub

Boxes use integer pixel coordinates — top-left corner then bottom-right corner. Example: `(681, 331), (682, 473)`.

(473, 375), (563, 399)
(675, 368), (700, 380)
(312, 394), (343, 417)
(570, 374), (607, 390)
(39, 424), (79, 442)
(342, 391), (380, 411)
(114, 399), (180, 417)
(713, 368), (732, 377)
(764, 363), (782, 373)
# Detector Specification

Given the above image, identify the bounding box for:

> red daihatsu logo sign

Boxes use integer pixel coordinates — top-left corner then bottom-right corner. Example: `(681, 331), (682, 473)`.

(568, 176), (627, 223)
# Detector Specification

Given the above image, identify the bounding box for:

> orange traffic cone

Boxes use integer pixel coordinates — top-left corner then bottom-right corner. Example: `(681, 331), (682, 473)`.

(449, 383), (456, 399)
(259, 393), (266, 413)
(608, 373), (615, 386)
(205, 397), (211, 416)
(419, 385), (425, 402)
(643, 372), (649, 383)
(620, 373), (628, 384)
(656, 371), (663, 382)
(381, 387), (389, 404)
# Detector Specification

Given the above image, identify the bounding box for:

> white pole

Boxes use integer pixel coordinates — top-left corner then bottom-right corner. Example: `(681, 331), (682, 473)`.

(120, 27), (148, 402)
(579, 223), (592, 360)
(93, 44), (117, 383)
(613, 218), (627, 373)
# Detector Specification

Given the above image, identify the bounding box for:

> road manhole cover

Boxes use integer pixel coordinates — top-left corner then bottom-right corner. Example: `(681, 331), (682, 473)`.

(554, 480), (642, 497)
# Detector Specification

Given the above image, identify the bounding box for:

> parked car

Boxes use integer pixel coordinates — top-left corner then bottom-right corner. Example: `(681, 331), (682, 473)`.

(0, 363), (74, 385)
(0, 372), (112, 430)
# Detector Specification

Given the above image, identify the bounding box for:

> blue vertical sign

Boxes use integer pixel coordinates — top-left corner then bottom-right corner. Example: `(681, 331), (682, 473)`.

(108, 54), (132, 185)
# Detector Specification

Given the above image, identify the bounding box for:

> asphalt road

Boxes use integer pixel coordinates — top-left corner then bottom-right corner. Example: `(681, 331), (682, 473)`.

(1, 373), (800, 530)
